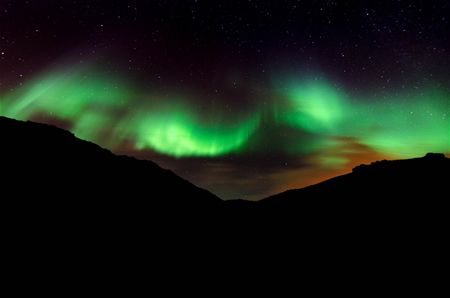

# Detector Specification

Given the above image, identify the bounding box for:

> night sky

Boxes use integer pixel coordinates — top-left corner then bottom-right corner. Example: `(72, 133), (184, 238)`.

(1, 0), (449, 199)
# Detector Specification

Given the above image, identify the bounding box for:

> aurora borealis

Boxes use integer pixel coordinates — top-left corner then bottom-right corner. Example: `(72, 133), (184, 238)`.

(1, 1), (449, 199)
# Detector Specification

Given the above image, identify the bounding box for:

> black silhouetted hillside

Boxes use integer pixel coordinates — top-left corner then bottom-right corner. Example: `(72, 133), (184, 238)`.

(2, 114), (448, 224)
(251, 152), (450, 230)
(2, 116), (448, 289)
(263, 152), (449, 204)
(0, 116), (223, 223)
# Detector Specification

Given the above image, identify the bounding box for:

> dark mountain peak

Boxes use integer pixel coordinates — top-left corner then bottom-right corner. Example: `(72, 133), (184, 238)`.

(2, 115), (448, 220)
(352, 152), (448, 174)
(263, 152), (449, 207)
(2, 115), (449, 268)
(424, 152), (446, 160)
(0, 116), (222, 213)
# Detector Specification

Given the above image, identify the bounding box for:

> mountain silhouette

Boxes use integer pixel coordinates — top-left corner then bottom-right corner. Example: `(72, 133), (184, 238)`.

(2, 115), (448, 219)
(2, 116), (448, 289)
(1, 116), (221, 203)
(260, 152), (449, 215)
(1, 115), (226, 238)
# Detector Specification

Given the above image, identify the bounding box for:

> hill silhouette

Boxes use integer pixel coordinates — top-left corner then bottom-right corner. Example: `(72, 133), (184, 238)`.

(248, 151), (450, 228)
(1, 116), (221, 206)
(1, 115), (228, 244)
(261, 152), (449, 205)
(2, 116), (448, 290)
(2, 115), (448, 219)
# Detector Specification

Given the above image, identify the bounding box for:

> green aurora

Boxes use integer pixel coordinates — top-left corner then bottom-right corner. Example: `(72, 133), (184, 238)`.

(276, 79), (449, 158)
(0, 65), (448, 160)
(0, 66), (261, 157)
(115, 106), (260, 157)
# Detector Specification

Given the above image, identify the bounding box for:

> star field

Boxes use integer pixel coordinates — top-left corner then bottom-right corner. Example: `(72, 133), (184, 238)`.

(0, 0), (449, 199)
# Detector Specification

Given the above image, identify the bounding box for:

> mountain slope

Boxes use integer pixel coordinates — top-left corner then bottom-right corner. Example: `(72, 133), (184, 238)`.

(253, 152), (450, 228)
(1, 116), (448, 281)
(263, 152), (449, 202)
(0, 116), (222, 220)
(3, 115), (448, 216)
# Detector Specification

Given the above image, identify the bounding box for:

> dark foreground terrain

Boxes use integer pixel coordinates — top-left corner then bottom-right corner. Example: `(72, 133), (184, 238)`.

(2, 115), (449, 221)
(1, 116), (448, 291)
